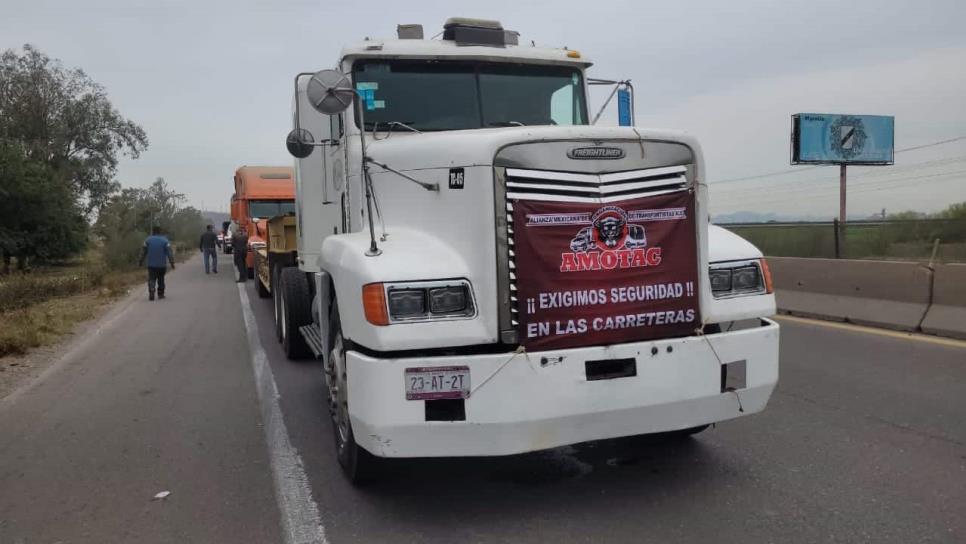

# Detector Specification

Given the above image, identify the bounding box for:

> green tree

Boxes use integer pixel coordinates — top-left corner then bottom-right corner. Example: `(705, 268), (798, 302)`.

(936, 201), (966, 220)
(95, 177), (204, 268)
(0, 44), (148, 213)
(0, 141), (87, 271)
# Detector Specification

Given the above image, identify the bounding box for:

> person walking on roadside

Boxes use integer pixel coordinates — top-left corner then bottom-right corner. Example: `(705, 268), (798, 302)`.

(231, 227), (249, 283)
(138, 225), (176, 300)
(200, 224), (219, 274)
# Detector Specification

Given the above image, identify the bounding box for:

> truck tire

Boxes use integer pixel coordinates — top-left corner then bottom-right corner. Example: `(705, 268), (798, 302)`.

(327, 302), (379, 483)
(280, 267), (311, 359)
(272, 266), (283, 342)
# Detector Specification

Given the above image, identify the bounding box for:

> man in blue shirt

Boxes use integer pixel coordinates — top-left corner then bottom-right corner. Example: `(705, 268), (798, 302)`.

(138, 226), (176, 301)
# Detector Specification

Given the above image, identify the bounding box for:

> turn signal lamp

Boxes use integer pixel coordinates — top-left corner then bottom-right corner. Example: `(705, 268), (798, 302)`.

(760, 258), (774, 294)
(362, 283), (390, 326)
(566, 50), (581, 58)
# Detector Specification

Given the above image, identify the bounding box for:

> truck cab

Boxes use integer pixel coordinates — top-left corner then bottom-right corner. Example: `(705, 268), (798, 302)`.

(230, 166), (295, 275)
(279, 18), (779, 482)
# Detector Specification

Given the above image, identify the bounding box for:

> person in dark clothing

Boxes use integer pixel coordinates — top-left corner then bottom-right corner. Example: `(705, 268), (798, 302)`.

(231, 227), (249, 283)
(199, 225), (219, 274)
(138, 226), (176, 300)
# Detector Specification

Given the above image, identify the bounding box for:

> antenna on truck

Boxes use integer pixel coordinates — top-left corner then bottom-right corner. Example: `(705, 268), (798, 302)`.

(287, 69), (439, 257)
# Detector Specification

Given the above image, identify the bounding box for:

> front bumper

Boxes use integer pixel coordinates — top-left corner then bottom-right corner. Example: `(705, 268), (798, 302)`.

(347, 318), (779, 458)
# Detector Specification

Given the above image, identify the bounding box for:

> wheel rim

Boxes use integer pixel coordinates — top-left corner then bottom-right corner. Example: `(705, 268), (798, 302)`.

(280, 292), (287, 341)
(273, 281), (280, 326)
(329, 334), (350, 452)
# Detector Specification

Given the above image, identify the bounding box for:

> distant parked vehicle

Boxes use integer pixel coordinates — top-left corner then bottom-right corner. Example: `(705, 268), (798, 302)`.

(230, 166), (295, 277)
(221, 221), (233, 254)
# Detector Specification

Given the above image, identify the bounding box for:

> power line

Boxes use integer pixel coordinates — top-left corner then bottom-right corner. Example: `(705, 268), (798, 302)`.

(713, 168), (966, 206)
(894, 135), (966, 153)
(709, 135), (966, 185)
(712, 155), (966, 199)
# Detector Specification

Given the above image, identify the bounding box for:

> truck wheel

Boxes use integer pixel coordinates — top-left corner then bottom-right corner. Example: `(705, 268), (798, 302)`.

(280, 267), (311, 359)
(327, 304), (379, 483)
(272, 266), (283, 342)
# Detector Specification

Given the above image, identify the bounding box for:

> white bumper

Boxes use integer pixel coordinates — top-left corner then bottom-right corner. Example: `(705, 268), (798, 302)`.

(347, 318), (779, 458)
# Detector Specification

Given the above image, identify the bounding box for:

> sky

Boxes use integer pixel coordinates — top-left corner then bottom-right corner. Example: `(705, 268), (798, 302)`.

(3, 0), (965, 218)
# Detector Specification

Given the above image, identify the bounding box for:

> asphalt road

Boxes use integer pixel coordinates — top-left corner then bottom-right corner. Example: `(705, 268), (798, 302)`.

(1, 253), (964, 543)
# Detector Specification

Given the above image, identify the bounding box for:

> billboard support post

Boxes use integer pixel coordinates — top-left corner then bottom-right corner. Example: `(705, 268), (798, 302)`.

(838, 164), (846, 257)
(840, 163), (847, 225)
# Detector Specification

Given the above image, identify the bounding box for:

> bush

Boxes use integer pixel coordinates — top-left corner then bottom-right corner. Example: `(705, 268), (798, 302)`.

(102, 229), (147, 270)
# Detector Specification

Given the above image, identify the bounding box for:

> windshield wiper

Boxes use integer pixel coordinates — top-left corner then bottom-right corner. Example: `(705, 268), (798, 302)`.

(371, 121), (421, 140)
(487, 121), (526, 127)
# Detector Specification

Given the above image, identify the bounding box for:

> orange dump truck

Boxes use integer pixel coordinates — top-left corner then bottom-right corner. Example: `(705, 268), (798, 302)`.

(230, 166), (296, 276)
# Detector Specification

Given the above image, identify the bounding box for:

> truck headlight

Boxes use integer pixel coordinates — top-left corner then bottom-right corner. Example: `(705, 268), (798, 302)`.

(709, 268), (732, 293)
(732, 265), (761, 291)
(709, 259), (772, 298)
(387, 288), (426, 318)
(429, 285), (470, 314)
(363, 280), (476, 325)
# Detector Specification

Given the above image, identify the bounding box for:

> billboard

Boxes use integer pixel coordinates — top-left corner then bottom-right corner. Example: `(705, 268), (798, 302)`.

(512, 191), (699, 351)
(791, 113), (894, 165)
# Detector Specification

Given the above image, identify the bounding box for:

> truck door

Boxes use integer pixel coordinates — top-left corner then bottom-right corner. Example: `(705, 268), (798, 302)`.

(327, 112), (348, 233)
(294, 81), (343, 271)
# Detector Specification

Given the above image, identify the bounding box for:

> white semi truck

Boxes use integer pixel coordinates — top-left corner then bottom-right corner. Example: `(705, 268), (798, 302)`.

(275, 18), (779, 482)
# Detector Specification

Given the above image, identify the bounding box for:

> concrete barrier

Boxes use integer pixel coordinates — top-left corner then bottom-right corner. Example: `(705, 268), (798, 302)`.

(920, 264), (966, 339)
(767, 257), (933, 332)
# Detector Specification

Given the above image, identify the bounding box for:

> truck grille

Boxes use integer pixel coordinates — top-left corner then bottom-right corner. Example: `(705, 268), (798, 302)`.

(498, 165), (691, 334)
(505, 165), (687, 203)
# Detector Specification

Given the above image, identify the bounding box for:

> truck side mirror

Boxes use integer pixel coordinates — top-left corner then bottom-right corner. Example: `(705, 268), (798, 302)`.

(286, 128), (315, 159)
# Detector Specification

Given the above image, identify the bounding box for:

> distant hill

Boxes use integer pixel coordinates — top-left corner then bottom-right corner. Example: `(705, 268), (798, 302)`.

(711, 211), (851, 225)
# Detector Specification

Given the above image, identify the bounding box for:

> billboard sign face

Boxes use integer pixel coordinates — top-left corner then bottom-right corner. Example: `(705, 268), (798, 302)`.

(791, 113), (894, 165)
(511, 191), (700, 351)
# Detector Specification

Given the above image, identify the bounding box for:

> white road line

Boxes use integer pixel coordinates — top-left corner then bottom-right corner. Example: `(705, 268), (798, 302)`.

(237, 284), (328, 544)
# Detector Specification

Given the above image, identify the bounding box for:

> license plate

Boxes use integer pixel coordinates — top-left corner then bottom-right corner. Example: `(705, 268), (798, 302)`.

(405, 366), (470, 401)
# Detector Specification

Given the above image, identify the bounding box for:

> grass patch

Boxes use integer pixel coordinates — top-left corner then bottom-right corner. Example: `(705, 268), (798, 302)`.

(0, 293), (108, 356)
(724, 220), (966, 262)
(0, 243), (196, 358)
(0, 252), (151, 357)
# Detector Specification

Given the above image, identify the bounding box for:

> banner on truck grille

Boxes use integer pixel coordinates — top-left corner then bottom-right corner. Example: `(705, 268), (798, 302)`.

(512, 190), (700, 351)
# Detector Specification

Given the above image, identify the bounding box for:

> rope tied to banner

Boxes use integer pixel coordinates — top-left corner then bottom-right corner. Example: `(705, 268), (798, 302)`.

(470, 345), (531, 396)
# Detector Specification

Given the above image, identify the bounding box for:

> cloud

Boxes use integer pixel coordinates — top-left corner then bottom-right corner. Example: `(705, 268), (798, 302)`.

(641, 46), (966, 216)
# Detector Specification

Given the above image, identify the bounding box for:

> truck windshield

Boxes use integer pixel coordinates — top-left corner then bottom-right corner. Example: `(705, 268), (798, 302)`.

(352, 60), (588, 131)
(248, 200), (295, 219)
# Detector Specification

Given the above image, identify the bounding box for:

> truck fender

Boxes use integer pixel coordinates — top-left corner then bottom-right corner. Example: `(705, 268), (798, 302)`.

(312, 271), (332, 356)
(320, 229), (473, 347)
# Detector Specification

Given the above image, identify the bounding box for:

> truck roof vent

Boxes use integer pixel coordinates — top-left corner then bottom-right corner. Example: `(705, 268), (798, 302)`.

(397, 24), (423, 39)
(443, 17), (517, 47)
